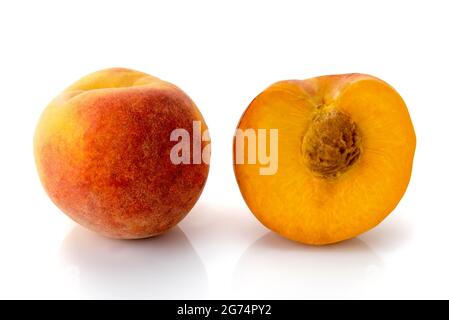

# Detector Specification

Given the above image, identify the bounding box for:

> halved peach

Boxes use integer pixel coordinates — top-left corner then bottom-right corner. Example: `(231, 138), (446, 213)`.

(234, 74), (416, 245)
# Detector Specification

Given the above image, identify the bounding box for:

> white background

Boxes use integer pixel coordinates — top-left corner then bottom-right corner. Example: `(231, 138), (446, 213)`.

(0, 0), (448, 299)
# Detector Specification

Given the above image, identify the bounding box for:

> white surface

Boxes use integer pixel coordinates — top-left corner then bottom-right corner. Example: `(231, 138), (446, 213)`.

(0, 0), (448, 299)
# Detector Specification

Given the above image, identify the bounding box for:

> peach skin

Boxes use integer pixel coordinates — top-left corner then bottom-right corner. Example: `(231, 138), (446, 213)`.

(34, 68), (210, 239)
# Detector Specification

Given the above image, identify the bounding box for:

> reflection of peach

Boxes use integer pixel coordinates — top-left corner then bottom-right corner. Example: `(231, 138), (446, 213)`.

(233, 233), (382, 299)
(34, 68), (210, 239)
(234, 74), (416, 245)
(61, 227), (207, 299)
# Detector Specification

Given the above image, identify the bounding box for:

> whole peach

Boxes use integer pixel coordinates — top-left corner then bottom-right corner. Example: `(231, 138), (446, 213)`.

(34, 68), (210, 239)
